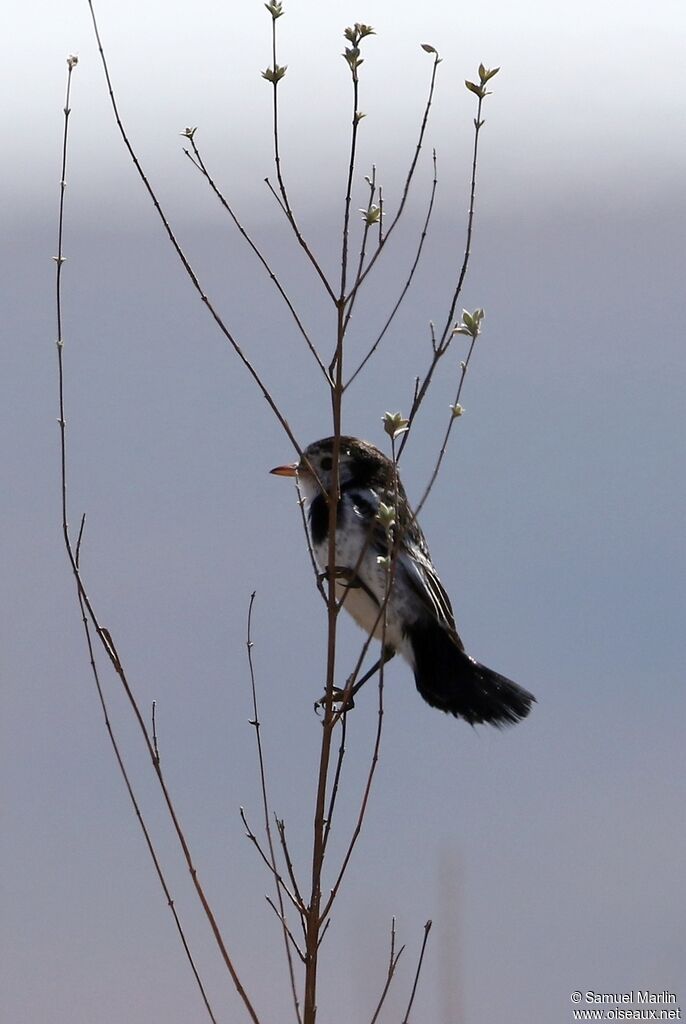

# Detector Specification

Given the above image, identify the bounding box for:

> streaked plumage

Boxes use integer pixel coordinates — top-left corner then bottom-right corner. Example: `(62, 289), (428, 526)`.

(272, 436), (535, 727)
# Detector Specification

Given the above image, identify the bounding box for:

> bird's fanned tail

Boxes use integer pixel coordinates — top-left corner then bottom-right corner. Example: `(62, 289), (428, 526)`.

(407, 619), (535, 727)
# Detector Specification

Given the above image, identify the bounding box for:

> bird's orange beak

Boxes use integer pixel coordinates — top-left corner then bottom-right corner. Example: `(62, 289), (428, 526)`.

(270, 462), (299, 477)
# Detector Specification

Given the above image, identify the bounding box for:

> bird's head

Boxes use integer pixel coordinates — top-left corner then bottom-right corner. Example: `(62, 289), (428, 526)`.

(270, 436), (393, 500)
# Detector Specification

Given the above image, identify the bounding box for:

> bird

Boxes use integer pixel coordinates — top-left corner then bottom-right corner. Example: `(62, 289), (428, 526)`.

(271, 436), (535, 727)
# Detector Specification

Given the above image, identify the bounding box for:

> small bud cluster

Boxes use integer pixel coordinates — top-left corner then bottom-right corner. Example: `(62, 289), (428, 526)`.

(262, 64), (287, 84)
(382, 411), (409, 440)
(453, 308), (484, 339)
(343, 23), (375, 72)
(465, 63), (499, 99)
(359, 204), (381, 226)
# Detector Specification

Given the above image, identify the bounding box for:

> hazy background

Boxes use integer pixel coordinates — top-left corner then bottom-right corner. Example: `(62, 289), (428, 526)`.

(3, 1), (685, 1022)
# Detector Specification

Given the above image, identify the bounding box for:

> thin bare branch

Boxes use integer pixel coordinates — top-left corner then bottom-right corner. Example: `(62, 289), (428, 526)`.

(266, 14), (336, 303)
(85, 0), (303, 466)
(245, 593), (303, 1022)
(240, 808), (305, 920)
(338, 56), (363, 306)
(56, 67), (219, 1021)
(413, 331), (478, 516)
(345, 148), (439, 388)
(265, 897), (306, 963)
(184, 137), (329, 382)
(401, 920), (433, 1024)
(58, 32), (262, 1021)
(321, 711), (347, 857)
(275, 817), (307, 927)
(369, 917), (405, 1024)
(151, 700), (160, 766)
(397, 92), (486, 461)
(344, 52), (441, 304)
(342, 166), (377, 329)
(295, 478), (327, 605)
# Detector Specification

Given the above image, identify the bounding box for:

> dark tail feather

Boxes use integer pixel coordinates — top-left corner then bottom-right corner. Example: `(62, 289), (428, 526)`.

(408, 620), (535, 727)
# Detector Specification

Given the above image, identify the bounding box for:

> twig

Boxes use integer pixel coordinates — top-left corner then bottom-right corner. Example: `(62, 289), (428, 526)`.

(275, 818), (308, 929)
(397, 91), (486, 462)
(58, 30), (262, 1020)
(183, 137), (329, 382)
(342, 166), (377, 329)
(265, 897), (306, 963)
(401, 920), (433, 1023)
(369, 917), (405, 1024)
(413, 331), (478, 516)
(345, 149), (439, 388)
(265, 9), (336, 303)
(55, 64), (218, 1022)
(344, 51), (441, 304)
(239, 808), (305, 920)
(295, 478), (327, 605)
(151, 701), (159, 765)
(338, 48), (363, 308)
(76, 570), (219, 1023)
(85, 0), (303, 465)
(321, 711), (347, 857)
(245, 593), (303, 1021)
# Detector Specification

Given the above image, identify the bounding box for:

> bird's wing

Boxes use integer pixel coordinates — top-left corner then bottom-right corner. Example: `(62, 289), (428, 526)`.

(348, 486), (463, 647)
(398, 544), (464, 648)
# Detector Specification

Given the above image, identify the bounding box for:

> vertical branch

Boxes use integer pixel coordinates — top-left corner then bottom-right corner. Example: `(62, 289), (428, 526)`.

(246, 593), (303, 1023)
(338, 42), (363, 303)
(264, 4), (336, 303)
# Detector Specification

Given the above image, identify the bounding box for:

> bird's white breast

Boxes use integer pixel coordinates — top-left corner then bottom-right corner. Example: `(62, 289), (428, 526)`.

(311, 490), (415, 664)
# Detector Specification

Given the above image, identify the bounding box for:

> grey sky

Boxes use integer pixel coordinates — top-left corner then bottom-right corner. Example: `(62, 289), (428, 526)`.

(3, 1), (685, 1022)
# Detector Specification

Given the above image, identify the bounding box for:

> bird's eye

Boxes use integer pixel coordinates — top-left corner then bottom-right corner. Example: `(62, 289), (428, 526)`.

(320, 456), (332, 471)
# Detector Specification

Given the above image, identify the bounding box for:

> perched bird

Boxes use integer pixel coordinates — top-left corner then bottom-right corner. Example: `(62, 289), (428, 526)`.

(271, 436), (535, 727)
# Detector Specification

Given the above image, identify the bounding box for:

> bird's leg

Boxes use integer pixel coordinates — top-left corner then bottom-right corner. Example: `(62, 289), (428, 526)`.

(316, 647), (395, 713)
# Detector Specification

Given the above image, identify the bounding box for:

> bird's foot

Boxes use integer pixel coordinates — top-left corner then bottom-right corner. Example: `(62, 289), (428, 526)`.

(317, 566), (362, 589)
(314, 684), (356, 715)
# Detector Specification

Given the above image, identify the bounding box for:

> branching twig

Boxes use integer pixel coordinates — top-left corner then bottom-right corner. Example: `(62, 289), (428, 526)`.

(413, 330), (478, 516)
(264, 7), (336, 303)
(397, 89), (487, 461)
(57, 33), (262, 1023)
(239, 807), (305, 921)
(184, 136), (329, 382)
(85, 0), (303, 466)
(55, 60), (219, 1024)
(266, 897), (306, 963)
(343, 166), (377, 328)
(345, 149), (439, 388)
(344, 50), (441, 305)
(369, 917), (405, 1024)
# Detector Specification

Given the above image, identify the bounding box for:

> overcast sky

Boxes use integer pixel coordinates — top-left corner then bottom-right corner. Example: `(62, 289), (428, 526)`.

(3, 2), (686, 1023)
